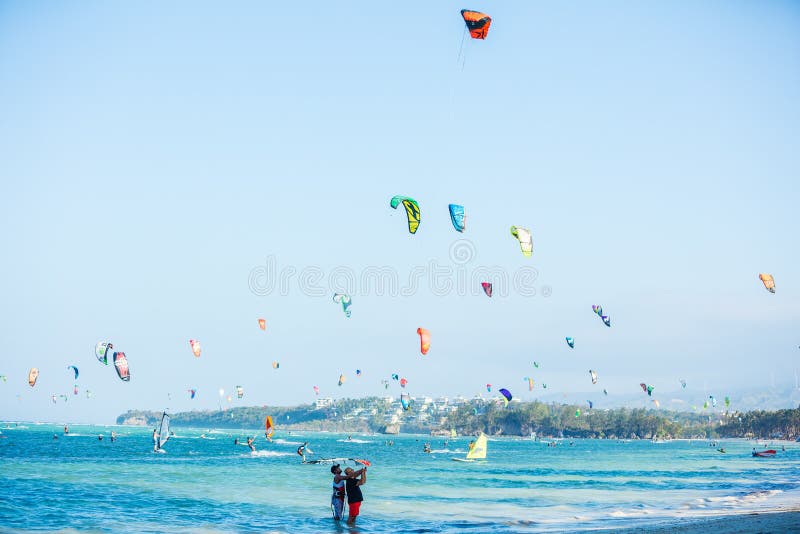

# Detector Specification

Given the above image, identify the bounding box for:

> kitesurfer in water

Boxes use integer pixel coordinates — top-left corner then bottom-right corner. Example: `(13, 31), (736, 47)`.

(423, 442), (431, 453)
(64, 425), (69, 434)
(297, 443), (307, 462)
(110, 431), (117, 442)
(246, 437), (256, 452)
(344, 466), (367, 525)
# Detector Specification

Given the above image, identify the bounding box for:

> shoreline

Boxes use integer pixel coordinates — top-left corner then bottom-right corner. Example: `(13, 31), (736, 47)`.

(606, 507), (800, 533)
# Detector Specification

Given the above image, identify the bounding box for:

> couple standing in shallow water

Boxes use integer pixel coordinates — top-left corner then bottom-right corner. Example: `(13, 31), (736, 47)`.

(330, 464), (367, 525)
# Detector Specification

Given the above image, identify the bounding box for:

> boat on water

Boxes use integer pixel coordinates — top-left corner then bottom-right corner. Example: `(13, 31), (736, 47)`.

(752, 449), (777, 457)
(453, 433), (487, 462)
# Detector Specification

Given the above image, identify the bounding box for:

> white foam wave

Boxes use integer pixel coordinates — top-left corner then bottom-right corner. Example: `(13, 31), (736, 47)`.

(249, 450), (294, 458)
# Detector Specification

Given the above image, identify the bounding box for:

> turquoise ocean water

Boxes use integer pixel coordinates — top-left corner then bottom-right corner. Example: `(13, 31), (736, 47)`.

(1, 424), (798, 533)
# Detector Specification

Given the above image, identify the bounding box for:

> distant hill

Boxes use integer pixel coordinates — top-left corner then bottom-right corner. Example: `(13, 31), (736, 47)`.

(533, 386), (800, 412)
(118, 396), (800, 440)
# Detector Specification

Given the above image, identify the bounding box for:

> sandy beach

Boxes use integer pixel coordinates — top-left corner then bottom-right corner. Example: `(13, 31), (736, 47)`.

(609, 508), (800, 533)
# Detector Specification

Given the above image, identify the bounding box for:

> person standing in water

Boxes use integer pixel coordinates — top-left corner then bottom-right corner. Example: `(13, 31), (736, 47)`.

(330, 464), (347, 520)
(344, 466), (367, 525)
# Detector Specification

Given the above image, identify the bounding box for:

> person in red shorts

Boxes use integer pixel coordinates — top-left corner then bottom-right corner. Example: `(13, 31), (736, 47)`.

(344, 466), (367, 525)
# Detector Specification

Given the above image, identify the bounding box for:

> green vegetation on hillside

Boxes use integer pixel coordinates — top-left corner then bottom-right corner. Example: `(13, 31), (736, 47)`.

(117, 398), (800, 440)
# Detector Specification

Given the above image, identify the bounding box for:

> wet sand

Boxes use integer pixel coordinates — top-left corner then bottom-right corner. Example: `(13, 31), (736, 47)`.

(608, 508), (800, 533)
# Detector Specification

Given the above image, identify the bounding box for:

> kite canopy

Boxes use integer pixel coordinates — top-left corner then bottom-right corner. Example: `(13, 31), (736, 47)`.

(499, 388), (512, 403)
(400, 393), (411, 411)
(639, 383), (654, 396)
(189, 340), (201, 358)
(417, 327), (431, 355)
(400, 377), (408, 388)
(338, 374), (346, 386)
(448, 204), (466, 233)
(68, 365), (79, 380)
(524, 377), (534, 391)
(236, 385), (244, 399)
(332, 293), (352, 317)
(461, 9), (492, 39)
(272, 361), (280, 369)
(28, 368), (38, 387)
(188, 389), (196, 399)
(486, 383), (491, 392)
(566, 337), (575, 349)
(589, 370), (598, 385)
(258, 318), (266, 330)
(390, 196), (421, 234)
(313, 385), (319, 395)
(510, 226), (533, 257)
(481, 282), (492, 297)
(759, 273), (775, 293)
(113, 352), (130, 381)
(95, 342), (112, 365)
(680, 379), (687, 389)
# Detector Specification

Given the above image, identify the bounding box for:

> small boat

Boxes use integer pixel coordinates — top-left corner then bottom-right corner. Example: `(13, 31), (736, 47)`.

(453, 433), (487, 462)
(752, 449), (777, 457)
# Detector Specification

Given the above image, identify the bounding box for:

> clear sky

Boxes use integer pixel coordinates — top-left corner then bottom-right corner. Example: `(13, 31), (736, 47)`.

(1, 1), (798, 423)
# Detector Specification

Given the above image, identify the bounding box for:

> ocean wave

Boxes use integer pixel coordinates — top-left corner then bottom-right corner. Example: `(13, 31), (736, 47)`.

(248, 450), (294, 458)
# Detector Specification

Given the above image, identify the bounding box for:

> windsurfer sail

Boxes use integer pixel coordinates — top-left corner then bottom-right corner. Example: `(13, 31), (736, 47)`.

(452, 432), (487, 462)
(156, 412), (170, 452)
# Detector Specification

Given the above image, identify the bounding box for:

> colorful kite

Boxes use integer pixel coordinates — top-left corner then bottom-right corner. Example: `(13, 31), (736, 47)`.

(461, 9), (492, 39)
(390, 195), (421, 234)
(448, 204), (466, 233)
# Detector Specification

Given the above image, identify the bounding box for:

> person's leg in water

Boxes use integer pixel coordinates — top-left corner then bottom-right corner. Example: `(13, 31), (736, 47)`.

(331, 494), (344, 520)
(347, 501), (361, 525)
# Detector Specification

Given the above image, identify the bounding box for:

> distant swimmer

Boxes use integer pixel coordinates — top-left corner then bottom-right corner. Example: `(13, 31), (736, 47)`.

(53, 434), (58, 440)
(98, 434), (103, 441)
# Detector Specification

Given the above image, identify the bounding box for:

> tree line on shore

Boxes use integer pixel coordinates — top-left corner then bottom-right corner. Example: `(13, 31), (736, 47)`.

(117, 398), (800, 440)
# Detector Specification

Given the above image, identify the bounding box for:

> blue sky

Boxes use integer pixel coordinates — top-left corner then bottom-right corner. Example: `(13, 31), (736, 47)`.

(1, 1), (798, 423)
